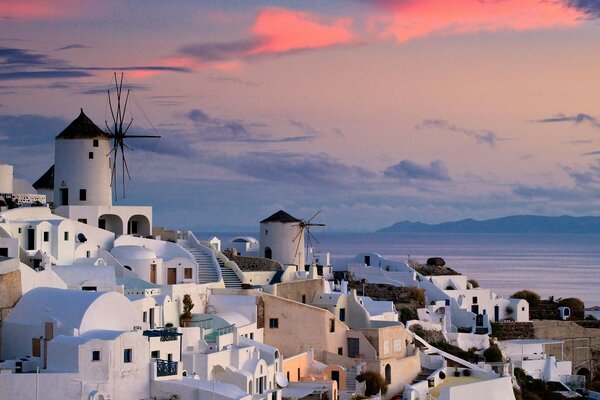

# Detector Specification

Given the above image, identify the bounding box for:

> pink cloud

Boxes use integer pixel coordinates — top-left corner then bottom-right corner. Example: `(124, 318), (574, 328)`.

(250, 8), (355, 54)
(370, 0), (584, 43)
(0, 0), (79, 20)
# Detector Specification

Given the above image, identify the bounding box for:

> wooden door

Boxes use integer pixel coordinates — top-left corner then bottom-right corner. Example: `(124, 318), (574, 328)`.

(150, 264), (157, 284)
(167, 268), (177, 284)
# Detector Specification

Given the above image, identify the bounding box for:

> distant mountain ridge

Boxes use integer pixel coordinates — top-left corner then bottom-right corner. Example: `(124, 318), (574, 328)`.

(377, 215), (600, 234)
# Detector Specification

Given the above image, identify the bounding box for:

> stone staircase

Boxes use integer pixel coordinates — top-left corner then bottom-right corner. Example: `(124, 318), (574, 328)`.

(218, 258), (243, 288)
(412, 368), (435, 384)
(183, 244), (220, 284)
(346, 367), (357, 392)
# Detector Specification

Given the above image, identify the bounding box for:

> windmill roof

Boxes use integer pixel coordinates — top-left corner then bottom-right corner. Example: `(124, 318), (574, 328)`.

(55, 109), (109, 140)
(33, 164), (54, 190)
(260, 210), (301, 223)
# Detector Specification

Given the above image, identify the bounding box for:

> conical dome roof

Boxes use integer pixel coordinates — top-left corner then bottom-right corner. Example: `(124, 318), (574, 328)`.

(260, 210), (301, 223)
(55, 109), (109, 140)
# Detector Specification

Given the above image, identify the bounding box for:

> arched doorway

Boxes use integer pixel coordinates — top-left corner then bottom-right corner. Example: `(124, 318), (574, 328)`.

(577, 367), (591, 384)
(385, 364), (391, 384)
(98, 214), (123, 236)
(127, 214), (150, 236)
(265, 247), (272, 259)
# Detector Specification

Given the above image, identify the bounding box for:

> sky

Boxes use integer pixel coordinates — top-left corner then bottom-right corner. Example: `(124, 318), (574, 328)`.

(2, 0), (600, 231)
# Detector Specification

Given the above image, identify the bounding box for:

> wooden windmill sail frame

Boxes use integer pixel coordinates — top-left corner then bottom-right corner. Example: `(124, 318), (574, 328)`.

(105, 72), (160, 200)
(292, 210), (326, 267)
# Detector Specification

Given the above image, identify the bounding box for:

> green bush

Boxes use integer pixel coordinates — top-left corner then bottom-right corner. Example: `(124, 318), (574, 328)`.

(356, 371), (388, 396)
(483, 345), (503, 362)
(511, 290), (541, 308)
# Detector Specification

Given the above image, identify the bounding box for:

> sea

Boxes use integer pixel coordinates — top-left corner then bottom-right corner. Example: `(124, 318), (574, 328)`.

(195, 232), (600, 307)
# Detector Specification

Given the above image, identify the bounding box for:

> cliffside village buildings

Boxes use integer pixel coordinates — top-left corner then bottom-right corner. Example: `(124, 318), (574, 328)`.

(0, 110), (589, 399)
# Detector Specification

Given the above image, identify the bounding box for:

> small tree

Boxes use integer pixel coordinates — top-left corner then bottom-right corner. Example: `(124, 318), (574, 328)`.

(511, 290), (541, 308)
(356, 371), (388, 396)
(467, 279), (480, 288)
(483, 345), (503, 363)
(182, 294), (194, 319)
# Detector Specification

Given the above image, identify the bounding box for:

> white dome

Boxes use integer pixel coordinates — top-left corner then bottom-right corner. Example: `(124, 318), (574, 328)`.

(110, 245), (157, 260)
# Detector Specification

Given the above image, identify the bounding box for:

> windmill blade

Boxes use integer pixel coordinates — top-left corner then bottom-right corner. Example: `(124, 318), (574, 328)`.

(291, 225), (304, 243)
(307, 223), (326, 227)
(306, 210), (321, 223)
(307, 228), (320, 245)
(123, 134), (162, 138)
(293, 226), (304, 266)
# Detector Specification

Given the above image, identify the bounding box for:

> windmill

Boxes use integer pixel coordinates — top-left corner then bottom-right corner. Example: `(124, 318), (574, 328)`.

(291, 210), (326, 267)
(105, 72), (160, 200)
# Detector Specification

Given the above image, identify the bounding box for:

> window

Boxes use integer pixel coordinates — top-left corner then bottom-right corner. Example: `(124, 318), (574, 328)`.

(143, 311), (147, 322)
(385, 364), (392, 385)
(0, 248), (7, 257)
(93, 139), (98, 147)
(383, 340), (390, 355)
(330, 318), (335, 333)
(337, 347), (343, 355)
(82, 286), (97, 291)
(64, 231), (69, 241)
(393, 339), (402, 352)
(86, 251), (91, 258)
(124, 348), (133, 363)
(88, 152), (94, 159)
(43, 232), (49, 242)
(151, 350), (160, 359)
(250, 332), (254, 340)
(78, 218), (87, 224)
(265, 229), (268, 235)
(472, 296), (478, 304)
(301, 294), (306, 304)
(522, 307), (525, 311)
(92, 350), (101, 361)
(269, 318), (279, 329)
(18, 227), (22, 233)
(79, 189), (86, 201)
(339, 308), (346, 322)
(184, 268), (193, 279)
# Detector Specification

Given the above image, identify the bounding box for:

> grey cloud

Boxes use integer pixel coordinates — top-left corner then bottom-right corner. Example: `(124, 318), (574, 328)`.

(178, 39), (261, 62)
(78, 83), (149, 95)
(384, 159), (451, 182)
(0, 46), (189, 82)
(513, 185), (578, 201)
(416, 119), (501, 147)
(227, 151), (374, 187)
(185, 108), (316, 143)
(564, 0), (600, 18)
(289, 119), (320, 137)
(536, 113), (600, 128)
(582, 150), (600, 156)
(561, 161), (600, 186)
(56, 44), (90, 51)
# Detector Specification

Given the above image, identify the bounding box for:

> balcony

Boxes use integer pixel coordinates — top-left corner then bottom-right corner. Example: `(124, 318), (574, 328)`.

(156, 359), (178, 377)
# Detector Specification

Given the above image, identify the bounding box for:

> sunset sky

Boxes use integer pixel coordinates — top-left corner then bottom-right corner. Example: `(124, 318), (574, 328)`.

(2, 0), (600, 231)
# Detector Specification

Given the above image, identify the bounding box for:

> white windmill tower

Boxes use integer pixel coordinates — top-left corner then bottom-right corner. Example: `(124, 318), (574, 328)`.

(53, 73), (160, 208)
(259, 210), (325, 271)
(53, 109), (112, 207)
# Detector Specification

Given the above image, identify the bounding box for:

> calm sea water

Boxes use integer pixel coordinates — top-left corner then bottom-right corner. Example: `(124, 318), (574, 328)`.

(197, 232), (600, 307)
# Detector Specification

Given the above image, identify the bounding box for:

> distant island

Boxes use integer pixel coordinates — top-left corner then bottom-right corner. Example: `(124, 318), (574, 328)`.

(377, 215), (600, 234)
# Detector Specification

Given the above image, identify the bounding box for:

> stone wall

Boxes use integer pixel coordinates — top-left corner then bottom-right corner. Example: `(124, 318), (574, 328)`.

(531, 320), (600, 375)
(0, 261), (24, 358)
(222, 250), (282, 272)
(491, 322), (535, 340)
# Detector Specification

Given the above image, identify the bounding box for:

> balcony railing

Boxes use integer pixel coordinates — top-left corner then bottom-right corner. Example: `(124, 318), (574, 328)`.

(156, 359), (178, 377)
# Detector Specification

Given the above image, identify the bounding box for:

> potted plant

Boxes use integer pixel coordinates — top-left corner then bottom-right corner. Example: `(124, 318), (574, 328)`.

(463, 369), (471, 377)
(454, 366), (460, 377)
(180, 294), (194, 327)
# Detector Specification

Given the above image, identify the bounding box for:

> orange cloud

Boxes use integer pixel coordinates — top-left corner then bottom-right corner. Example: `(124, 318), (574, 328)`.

(371, 0), (584, 43)
(250, 8), (355, 54)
